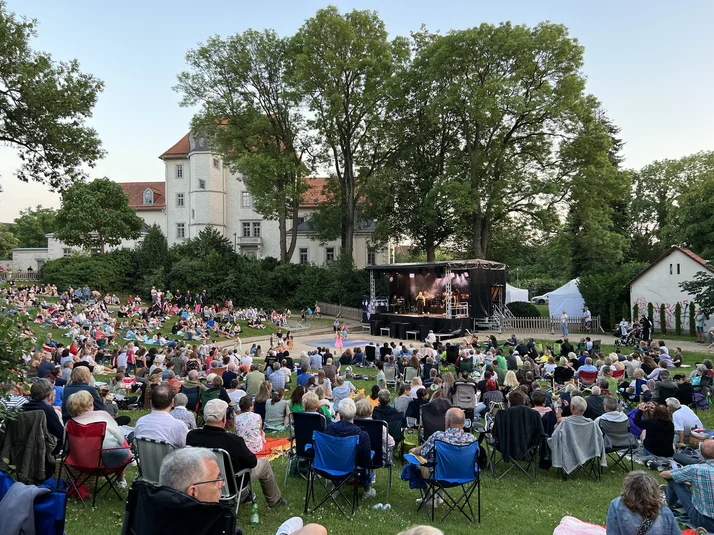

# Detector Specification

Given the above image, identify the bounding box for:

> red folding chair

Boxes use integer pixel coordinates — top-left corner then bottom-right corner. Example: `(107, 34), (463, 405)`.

(57, 420), (133, 506)
(577, 370), (598, 388)
(612, 369), (625, 382)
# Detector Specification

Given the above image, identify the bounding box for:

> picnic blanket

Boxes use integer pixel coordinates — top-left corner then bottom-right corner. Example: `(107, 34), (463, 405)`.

(256, 437), (290, 461)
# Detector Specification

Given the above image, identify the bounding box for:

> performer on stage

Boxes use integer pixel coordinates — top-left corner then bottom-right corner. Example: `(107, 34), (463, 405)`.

(416, 291), (426, 315)
(335, 330), (344, 353)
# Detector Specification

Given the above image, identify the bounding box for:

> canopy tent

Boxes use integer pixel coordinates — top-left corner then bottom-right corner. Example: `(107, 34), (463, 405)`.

(548, 278), (585, 318)
(505, 284), (528, 304)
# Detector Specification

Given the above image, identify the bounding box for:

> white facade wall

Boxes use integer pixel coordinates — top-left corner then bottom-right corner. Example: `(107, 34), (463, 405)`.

(137, 209), (167, 236)
(166, 157), (190, 244)
(12, 249), (49, 272)
(630, 248), (714, 330)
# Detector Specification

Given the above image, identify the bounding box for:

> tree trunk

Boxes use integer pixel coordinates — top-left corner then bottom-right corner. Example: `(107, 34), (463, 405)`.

(343, 152), (355, 261)
(285, 196), (300, 263)
(480, 218), (490, 258)
(425, 227), (436, 262)
(278, 208), (287, 263)
(471, 214), (484, 259)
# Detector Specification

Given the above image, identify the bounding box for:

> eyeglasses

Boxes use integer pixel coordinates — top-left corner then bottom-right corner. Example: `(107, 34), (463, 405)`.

(191, 477), (225, 488)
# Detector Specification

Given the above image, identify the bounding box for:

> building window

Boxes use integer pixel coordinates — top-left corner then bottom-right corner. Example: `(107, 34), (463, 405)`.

(90, 248), (100, 256)
(367, 248), (376, 266)
(176, 193), (184, 207)
(299, 248), (308, 264)
(192, 209), (195, 221)
(177, 223), (185, 239)
(241, 192), (252, 208)
(242, 247), (258, 259)
(143, 188), (154, 205)
(63, 248), (71, 257)
(176, 164), (183, 178)
(213, 158), (220, 169)
(252, 222), (261, 238)
(326, 247), (335, 264)
(677, 263), (681, 275)
(670, 263), (673, 275)
(242, 222), (251, 238)
(198, 179), (206, 190)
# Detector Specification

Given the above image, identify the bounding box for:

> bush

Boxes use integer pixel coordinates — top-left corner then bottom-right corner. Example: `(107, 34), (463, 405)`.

(660, 303), (667, 335)
(690, 302), (696, 336)
(675, 302), (682, 335)
(506, 301), (541, 317)
(633, 303), (639, 321)
(41, 249), (135, 293)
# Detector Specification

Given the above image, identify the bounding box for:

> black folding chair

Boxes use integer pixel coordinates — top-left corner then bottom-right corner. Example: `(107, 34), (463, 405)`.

(599, 419), (637, 472)
(487, 406), (544, 480)
(284, 411), (327, 485)
(356, 418), (393, 498)
(420, 400), (449, 444)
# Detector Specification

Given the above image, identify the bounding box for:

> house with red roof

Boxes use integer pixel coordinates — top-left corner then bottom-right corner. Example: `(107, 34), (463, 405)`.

(628, 246), (714, 330)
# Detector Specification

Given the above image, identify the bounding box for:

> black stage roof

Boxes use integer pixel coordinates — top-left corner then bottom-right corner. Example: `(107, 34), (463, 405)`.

(366, 259), (508, 272)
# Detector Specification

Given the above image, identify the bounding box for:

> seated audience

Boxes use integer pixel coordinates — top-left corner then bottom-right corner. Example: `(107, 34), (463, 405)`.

(606, 471), (678, 534)
(170, 392), (197, 430)
(235, 396), (265, 454)
(135, 384), (189, 448)
(666, 397), (703, 444)
(62, 366), (105, 422)
(22, 378), (63, 454)
(634, 401), (674, 458)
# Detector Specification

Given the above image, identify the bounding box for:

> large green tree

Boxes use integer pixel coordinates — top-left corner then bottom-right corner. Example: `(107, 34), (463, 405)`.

(665, 170), (714, 259)
(175, 29), (311, 262)
(0, 2), (104, 189)
(291, 6), (409, 259)
(12, 206), (57, 248)
(55, 178), (143, 254)
(0, 223), (18, 259)
(365, 28), (458, 262)
(414, 22), (595, 258)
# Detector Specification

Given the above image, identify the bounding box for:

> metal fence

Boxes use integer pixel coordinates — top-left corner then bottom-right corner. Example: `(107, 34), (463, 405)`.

(508, 315), (602, 334)
(315, 302), (363, 322)
(1, 270), (41, 281)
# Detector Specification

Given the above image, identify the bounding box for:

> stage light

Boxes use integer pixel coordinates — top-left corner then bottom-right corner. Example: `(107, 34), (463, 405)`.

(409, 273), (415, 279)
(389, 276), (393, 282)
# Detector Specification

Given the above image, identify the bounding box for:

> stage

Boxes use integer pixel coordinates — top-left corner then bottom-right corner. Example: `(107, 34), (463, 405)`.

(369, 312), (473, 341)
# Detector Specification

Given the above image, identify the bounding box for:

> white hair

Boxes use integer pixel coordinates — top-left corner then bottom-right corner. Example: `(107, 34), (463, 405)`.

(666, 397), (681, 410)
(571, 396), (587, 415)
(338, 397), (357, 421)
(159, 448), (216, 493)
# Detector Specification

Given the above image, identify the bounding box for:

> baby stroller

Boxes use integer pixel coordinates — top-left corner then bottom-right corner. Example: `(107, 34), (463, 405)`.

(614, 324), (641, 347)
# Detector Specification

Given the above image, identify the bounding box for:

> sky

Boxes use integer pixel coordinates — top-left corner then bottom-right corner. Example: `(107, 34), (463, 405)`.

(1, 0), (713, 221)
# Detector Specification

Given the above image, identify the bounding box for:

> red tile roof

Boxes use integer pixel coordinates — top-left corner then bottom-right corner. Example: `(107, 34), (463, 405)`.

(118, 182), (166, 210)
(680, 248), (708, 266)
(301, 177), (330, 207)
(159, 132), (190, 159)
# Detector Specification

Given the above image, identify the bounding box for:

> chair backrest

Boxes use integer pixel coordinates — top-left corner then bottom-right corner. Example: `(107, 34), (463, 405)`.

(578, 370), (598, 385)
(365, 346), (376, 362)
(199, 388), (221, 412)
(554, 367), (574, 385)
(592, 340), (601, 352)
(453, 382), (477, 409)
(121, 480), (236, 535)
(403, 367), (419, 383)
(211, 448), (238, 501)
(445, 346), (459, 364)
(134, 438), (176, 485)
(64, 419), (105, 470)
(211, 367), (227, 377)
(312, 432), (358, 477)
(541, 410), (558, 437)
(433, 440), (479, 484)
(0, 471), (67, 535)
(598, 418), (637, 448)
(355, 418), (389, 467)
(384, 366), (397, 382)
(656, 385), (678, 404)
(612, 369), (625, 380)
(458, 359), (473, 373)
(180, 386), (200, 412)
(421, 401), (449, 442)
(291, 412), (327, 458)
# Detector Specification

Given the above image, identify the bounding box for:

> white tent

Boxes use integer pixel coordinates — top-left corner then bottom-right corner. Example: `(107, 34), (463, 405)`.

(505, 283), (528, 304)
(548, 278), (585, 318)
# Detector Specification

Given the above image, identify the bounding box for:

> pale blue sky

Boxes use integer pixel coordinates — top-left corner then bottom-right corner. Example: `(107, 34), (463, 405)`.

(1, 0), (713, 219)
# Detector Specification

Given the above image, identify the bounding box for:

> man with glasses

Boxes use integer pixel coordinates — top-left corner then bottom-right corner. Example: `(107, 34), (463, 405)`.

(160, 448), (225, 503)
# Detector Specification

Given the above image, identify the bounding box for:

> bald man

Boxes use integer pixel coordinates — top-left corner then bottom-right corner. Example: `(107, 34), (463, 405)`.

(661, 439), (714, 532)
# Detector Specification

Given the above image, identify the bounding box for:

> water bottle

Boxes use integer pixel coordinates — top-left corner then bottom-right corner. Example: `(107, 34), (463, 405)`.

(250, 499), (259, 525)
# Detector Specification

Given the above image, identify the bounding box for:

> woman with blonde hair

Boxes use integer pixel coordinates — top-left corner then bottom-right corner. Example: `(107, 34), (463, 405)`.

(316, 369), (332, 399)
(502, 370), (519, 397)
(442, 371), (455, 394)
(606, 471), (678, 534)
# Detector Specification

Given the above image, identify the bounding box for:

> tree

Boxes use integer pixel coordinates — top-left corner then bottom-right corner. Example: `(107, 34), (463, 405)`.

(579, 262), (646, 330)
(415, 22), (596, 258)
(365, 28), (458, 261)
(660, 303), (667, 335)
(689, 302), (696, 336)
(291, 6), (409, 259)
(12, 206), (57, 248)
(632, 303), (639, 322)
(0, 224), (18, 259)
(675, 302), (682, 335)
(621, 302), (629, 322)
(55, 178), (143, 254)
(0, 315), (31, 419)
(0, 2), (104, 189)
(175, 29), (311, 262)
(681, 272), (714, 315)
(134, 224), (169, 292)
(647, 302), (654, 329)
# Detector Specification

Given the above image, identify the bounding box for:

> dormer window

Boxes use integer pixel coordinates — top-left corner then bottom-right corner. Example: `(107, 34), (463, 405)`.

(143, 188), (154, 205)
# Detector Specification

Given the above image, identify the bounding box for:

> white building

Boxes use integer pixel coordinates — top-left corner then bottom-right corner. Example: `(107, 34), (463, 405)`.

(158, 131), (386, 267)
(629, 246), (714, 330)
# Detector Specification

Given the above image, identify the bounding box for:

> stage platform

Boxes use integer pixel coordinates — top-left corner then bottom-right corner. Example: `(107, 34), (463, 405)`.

(369, 312), (472, 341)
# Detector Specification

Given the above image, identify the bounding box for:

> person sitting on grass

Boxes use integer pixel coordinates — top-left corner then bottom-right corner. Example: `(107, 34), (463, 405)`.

(303, 391), (331, 421)
(235, 395), (265, 454)
(606, 470), (678, 534)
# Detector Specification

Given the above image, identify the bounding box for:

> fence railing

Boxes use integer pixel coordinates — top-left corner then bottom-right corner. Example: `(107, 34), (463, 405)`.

(315, 302), (363, 322)
(1, 270), (41, 281)
(507, 315), (602, 334)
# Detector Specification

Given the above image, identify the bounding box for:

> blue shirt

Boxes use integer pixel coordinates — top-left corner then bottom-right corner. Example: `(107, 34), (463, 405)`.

(671, 460), (714, 519)
(296, 372), (311, 388)
(606, 497), (679, 535)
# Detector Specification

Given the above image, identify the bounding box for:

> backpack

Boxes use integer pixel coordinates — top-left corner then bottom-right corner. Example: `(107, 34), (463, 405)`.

(693, 392), (709, 410)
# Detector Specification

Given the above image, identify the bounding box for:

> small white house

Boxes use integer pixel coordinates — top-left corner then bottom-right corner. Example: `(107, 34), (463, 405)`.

(628, 246), (714, 330)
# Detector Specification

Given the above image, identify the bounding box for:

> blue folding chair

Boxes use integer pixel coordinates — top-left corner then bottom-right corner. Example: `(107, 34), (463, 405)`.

(410, 441), (481, 524)
(285, 412), (327, 485)
(304, 432), (360, 517)
(0, 471), (68, 535)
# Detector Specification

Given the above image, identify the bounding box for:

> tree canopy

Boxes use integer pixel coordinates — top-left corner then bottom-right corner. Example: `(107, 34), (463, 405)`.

(12, 206), (57, 248)
(0, 2), (104, 189)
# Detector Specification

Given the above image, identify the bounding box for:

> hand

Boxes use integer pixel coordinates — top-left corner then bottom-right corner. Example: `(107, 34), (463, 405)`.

(638, 403), (646, 411)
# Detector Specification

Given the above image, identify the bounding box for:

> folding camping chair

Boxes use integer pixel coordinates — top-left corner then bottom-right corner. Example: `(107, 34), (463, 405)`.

(0, 470), (68, 535)
(599, 419), (637, 472)
(407, 440), (481, 524)
(403, 366), (419, 385)
(304, 432), (360, 517)
(384, 366), (398, 391)
(212, 448), (252, 516)
(58, 420), (133, 507)
(420, 401), (449, 444)
(284, 412), (327, 485)
(577, 370), (598, 388)
(487, 405), (544, 480)
(356, 418), (394, 498)
(132, 437), (176, 484)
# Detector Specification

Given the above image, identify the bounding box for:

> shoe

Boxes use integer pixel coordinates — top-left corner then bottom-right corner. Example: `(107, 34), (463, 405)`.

(275, 516), (304, 535)
(659, 484), (667, 506)
(117, 479), (127, 489)
(269, 497), (289, 508)
(370, 472), (376, 484)
(363, 488), (377, 499)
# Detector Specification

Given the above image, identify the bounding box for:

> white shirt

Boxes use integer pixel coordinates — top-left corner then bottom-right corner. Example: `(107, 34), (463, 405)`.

(240, 355), (253, 367)
(672, 405), (703, 435)
(135, 410), (189, 448)
(425, 333), (436, 344)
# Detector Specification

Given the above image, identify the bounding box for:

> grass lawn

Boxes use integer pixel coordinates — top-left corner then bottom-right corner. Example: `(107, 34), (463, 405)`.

(534, 304), (549, 318)
(60, 344), (714, 535)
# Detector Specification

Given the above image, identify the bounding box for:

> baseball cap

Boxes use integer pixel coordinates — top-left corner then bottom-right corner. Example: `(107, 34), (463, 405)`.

(203, 399), (228, 422)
